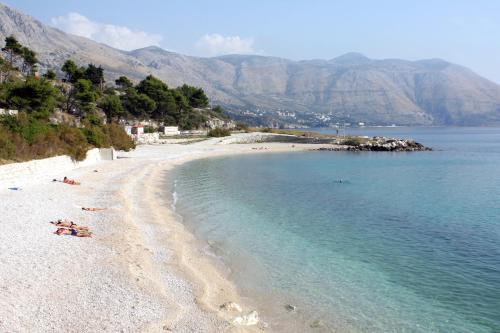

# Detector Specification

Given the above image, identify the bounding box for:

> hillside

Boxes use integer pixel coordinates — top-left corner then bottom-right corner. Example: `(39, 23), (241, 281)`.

(2, 3), (500, 126)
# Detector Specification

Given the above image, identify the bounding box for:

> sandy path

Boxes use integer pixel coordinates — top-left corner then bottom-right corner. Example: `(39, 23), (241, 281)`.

(0, 135), (329, 332)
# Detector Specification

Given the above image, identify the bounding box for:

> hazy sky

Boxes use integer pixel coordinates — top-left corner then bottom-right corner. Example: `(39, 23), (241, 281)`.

(4, 0), (500, 83)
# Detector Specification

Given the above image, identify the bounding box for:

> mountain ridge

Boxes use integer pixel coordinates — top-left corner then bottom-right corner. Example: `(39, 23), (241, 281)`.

(1, 3), (500, 126)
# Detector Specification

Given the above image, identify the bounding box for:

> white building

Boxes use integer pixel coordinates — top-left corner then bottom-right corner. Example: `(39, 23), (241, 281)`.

(161, 126), (180, 136)
(131, 125), (144, 135)
(0, 109), (18, 116)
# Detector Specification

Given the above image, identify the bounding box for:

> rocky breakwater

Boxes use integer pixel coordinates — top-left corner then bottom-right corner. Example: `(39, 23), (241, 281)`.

(317, 136), (432, 152)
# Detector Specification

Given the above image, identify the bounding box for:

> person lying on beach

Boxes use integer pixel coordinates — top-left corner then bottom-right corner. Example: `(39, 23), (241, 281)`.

(53, 228), (92, 237)
(52, 177), (81, 185)
(63, 176), (80, 185)
(50, 220), (89, 230)
(82, 207), (106, 211)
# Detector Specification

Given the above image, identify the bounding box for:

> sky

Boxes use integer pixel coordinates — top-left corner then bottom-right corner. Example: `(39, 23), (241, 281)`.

(4, 0), (500, 83)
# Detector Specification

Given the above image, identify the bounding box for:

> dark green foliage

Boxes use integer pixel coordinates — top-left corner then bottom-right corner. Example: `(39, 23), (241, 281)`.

(115, 76), (133, 89)
(133, 75), (215, 129)
(177, 84), (209, 108)
(21, 47), (37, 75)
(61, 60), (80, 82)
(84, 125), (108, 147)
(84, 64), (104, 87)
(2, 36), (22, 65)
(120, 88), (156, 118)
(61, 60), (88, 84)
(44, 70), (57, 80)
(207, 127), (231, 137)
(98, 94), (124, 122)
(6, 77), (60, 118)
(136, 75), (176, 120)
(74, 79), (99, 113)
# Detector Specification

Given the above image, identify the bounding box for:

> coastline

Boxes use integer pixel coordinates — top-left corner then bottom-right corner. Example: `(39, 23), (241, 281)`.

(0, 134), (330, 332)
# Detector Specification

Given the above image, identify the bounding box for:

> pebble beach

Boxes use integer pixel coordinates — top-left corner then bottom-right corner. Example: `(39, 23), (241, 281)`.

(0, 134), (328, 333)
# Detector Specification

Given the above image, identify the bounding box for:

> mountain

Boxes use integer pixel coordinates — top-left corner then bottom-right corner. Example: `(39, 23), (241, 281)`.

(1, 3), (500, 126)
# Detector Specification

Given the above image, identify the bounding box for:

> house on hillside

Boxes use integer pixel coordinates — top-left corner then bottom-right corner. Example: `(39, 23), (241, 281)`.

(0, 109), (18, 116)
(124, 124), (144, 137)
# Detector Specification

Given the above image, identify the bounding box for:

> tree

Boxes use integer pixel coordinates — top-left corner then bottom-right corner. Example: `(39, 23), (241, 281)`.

(115, 76), (133, 89)
(84, 64), (104, 88)
(67, 79), (99, 116)
(120, 88), (156, 119)
(6, 77), (61, 118)
(2, 36), (22, 65)
(61, 60), (85, 83)
(21, 47), (38, 76)
(136, 75), (175, 121)
(99, 94), (124, 123)
(44, 70), (57, 80)
(61, 60), (78, 82)
(136, 75), (169, 100)
(177, 84), (209, 108)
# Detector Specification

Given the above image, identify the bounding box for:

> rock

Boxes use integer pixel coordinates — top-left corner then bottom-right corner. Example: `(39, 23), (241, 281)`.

(284, 304), (296, 312)
(220, 302), (242, 312)
(233, 310), (259, 326)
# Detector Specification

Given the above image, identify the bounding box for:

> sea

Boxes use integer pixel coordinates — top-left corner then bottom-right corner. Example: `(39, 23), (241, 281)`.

(169, 127), (500, 332)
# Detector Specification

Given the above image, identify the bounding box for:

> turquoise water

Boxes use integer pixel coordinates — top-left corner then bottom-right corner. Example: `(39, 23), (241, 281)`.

(171, 128), (500, 332)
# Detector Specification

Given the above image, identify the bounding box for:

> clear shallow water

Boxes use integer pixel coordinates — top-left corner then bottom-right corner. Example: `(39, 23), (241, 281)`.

(171, 127), (500, 332)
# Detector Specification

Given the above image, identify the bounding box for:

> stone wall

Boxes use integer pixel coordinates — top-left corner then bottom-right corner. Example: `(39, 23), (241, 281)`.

(0, 148), (108, 188)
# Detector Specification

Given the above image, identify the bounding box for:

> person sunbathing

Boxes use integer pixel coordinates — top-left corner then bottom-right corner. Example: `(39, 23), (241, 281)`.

(82, 207), (106, 211)
(54, 227), (92, 237)
(50, 220), (89, 230)
(63, 176), (80, 185)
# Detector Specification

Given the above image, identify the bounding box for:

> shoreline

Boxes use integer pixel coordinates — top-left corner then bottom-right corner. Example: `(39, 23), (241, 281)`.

(0, 134), (331, 332)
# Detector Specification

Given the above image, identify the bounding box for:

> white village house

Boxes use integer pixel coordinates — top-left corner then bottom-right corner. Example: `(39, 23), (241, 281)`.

(0, 109), (19, 116)
(160, 126), (180, 136)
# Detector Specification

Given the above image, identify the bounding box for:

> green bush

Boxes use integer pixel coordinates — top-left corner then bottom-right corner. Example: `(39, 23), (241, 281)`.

(342, 137), (367, 147)
(84, 125), (110, 148)
(104, 123), (135, 151)
(58, 125), (90, 161)
(143, 125), (156, 133)
(235, 122), (249, 132)
(0, 127), (16, 160)
(207, 127), (231, 137)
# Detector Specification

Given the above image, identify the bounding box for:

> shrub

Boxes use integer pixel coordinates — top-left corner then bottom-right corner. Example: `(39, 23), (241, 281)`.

(342, 137), (367, 147)
(143, 125), (156, 133)
(0, 127), (16, 160)
(104, 123), (135, 151)
(207, 127), (231, 137)
(84, 125), (110, 148)
(58, 125), (90, 161)
(235, 122), (249, 132)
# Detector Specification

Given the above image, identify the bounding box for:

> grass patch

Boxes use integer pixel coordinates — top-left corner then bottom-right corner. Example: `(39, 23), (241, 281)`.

(207, 128), (231, 137)
(342, 136), (369, 146)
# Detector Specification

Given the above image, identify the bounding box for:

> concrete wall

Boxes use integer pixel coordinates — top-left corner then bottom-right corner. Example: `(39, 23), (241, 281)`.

(0, 148), (106, 188)
(99, 148), (115, 161)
